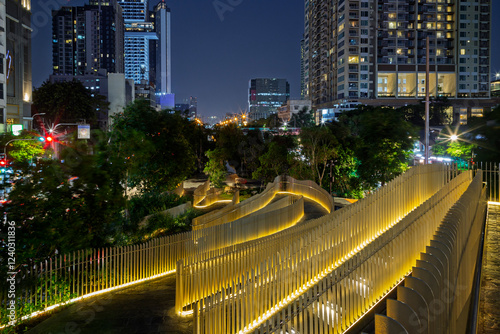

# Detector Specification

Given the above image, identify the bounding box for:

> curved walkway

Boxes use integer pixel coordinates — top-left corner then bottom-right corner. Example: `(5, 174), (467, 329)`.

(26, 197), (329, 334)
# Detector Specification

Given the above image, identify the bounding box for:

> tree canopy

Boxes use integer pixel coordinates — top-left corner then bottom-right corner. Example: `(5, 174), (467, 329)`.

(111, 99), (203, 192)
(32, 80), (109, 130)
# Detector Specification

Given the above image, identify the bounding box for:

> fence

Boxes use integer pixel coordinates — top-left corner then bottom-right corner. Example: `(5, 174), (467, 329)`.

(192, 180), (279, 229)
(190, 164), (456, 333)
(375, 171), (487, 334)
(0, 176), (318, 326)
(193, 167), (471, 334)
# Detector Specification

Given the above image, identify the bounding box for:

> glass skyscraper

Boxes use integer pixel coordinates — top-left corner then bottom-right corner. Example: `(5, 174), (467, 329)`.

(119, 0), (157, 84)
(248, 78), (290, 121)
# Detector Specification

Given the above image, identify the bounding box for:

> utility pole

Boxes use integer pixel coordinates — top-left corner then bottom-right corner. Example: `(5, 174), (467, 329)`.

(425, 36), (430, 165)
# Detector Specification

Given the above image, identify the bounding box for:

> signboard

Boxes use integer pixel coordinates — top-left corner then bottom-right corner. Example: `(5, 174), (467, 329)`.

(77, 124), (90, 139)
(11, 124), (23, 136)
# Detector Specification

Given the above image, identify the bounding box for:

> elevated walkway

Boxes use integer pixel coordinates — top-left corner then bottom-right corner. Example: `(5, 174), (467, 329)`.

(478, 203), (500, 334)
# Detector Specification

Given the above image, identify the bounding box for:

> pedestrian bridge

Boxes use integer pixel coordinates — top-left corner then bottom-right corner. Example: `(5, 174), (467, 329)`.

(189, 164), (493, 334)
(2, 164), (496, 334)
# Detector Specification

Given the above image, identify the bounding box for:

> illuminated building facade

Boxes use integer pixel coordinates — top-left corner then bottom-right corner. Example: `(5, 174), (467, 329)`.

(304, 0), (494, 123)
(52, 0), (124, 76)
(248, 78), (290, 121)
(2, 0), (32, 133)
(119, 0), (157, 84)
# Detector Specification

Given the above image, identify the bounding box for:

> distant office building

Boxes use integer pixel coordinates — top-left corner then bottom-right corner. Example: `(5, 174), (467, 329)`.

(52, 0), (124, 76)
(2, 0), (32, 133)
(248, 78), (290, 121)
(277, 99), (312, 123)
(135, 80), (157, 108)
(175, 103), (189, 113)
(304, 0), (495, 123)
(50, 70), (135, 128)
(119, 0), (157, 84)
(189, 96), (197, 120)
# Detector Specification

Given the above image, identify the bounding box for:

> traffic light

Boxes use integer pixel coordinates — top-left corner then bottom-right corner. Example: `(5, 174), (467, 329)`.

(39, 135), (54, 142)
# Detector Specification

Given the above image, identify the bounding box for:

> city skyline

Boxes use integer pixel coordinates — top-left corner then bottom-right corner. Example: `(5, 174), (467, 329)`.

(31, 1), (500, 119)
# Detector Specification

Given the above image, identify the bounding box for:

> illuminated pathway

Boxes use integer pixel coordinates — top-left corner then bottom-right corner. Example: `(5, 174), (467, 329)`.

(24, 198), (329, 334)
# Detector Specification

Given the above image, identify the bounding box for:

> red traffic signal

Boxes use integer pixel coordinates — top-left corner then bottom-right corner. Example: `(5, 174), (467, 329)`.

(46, 135), (53, 142)
(0, 160), (6, 166)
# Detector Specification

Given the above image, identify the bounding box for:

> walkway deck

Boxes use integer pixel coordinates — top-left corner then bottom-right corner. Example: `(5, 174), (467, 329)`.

(25, 197), (330, 334)
(478, 202), (500, 334)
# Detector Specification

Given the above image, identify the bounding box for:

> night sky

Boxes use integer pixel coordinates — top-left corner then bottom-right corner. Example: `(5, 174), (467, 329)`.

(31, 0), (500, 120)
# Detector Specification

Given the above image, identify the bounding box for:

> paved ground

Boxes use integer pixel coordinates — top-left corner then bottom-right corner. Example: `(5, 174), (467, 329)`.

(26, 274), (191, 334)
(24, 197), (330, 334)
(478, 203), (500, 334)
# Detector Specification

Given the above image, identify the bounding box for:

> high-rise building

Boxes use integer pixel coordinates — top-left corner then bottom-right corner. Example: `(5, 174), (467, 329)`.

(155, 1), (171, 95)
(189, 96), (197, 120)
(304, 0), (494, 123)
(248, 78), (290, 121)
(154, 1), (174, 109)
(52, 0), (124, 76)
(119, 0), (157, 84)
(2, 0), (32, 133)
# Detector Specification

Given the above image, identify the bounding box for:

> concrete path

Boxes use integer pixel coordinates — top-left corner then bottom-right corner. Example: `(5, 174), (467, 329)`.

(478, 203), (500, 334)
(26, 274), (191, 334)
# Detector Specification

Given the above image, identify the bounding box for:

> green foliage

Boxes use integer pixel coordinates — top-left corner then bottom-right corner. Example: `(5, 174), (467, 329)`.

(32, 80), (109, 128)
(127, 192), (188, 225)
(111, 99), (198, 192)
(0, 274), (76, 332)
(299, 126), (338, 187)
(289, 107), (315, 128)
(446, 141), (475, 160)
(252, 136), (296, 183)
(137, 209), (200, 241)
(0, 131), (45, 163)
(341, 106), (416, 189)
(397, 97), (451, 127)
(2, 143), (127, 266)
(204, 148), (227, 188)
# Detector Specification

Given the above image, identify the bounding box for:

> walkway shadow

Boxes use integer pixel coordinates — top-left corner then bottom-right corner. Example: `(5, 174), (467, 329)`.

(27, 274), (192, 334)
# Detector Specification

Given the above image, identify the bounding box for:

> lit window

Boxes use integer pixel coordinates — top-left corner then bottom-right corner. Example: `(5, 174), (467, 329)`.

(348, 56), (359, 63)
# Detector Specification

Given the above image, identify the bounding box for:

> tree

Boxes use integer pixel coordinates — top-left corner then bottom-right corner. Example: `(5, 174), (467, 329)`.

(3, 144), (127, 267)
(111, 99), (197, 192)
(0, 131), (45, 163)
(32, 80), (109, 129)
(342, 106), (416, 189)
(299, 126), (338, 187)
(253, 136), (296, 183)
(398, 97), (451, 127)
(204, 148), (227, 188)
(290, 106), (315, 128)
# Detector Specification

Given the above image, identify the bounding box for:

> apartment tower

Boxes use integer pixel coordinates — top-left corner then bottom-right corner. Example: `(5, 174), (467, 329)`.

(52, 0), (124, 75)
(304, 0), (493, 123)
